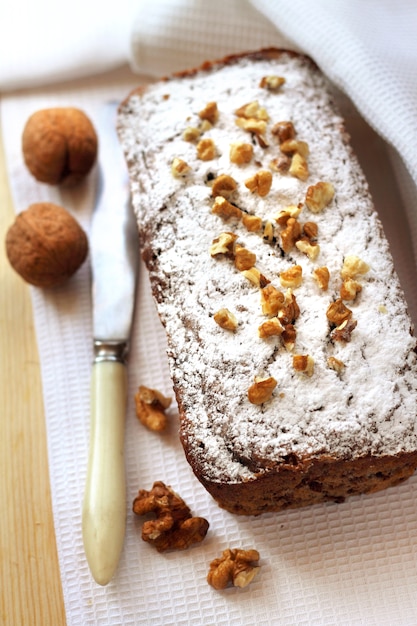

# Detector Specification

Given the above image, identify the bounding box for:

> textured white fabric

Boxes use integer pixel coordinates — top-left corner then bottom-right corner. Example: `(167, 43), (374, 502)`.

(129, 0), (296, 76)
(2, 2), (417, 624)
(0, 0), (136, 90)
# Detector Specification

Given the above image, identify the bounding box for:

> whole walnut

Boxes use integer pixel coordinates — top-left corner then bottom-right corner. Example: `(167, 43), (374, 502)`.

(5, 202), (88, 288)
(22, 107), (98, 186)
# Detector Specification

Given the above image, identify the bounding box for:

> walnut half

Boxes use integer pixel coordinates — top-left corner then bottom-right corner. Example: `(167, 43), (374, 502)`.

(135, 385), (172, 432)
(207, 548), (261, 590)
(133, 482), (209, 552)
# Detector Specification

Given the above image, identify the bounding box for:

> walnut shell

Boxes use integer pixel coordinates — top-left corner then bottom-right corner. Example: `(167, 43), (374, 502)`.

(5, 202), (88, 288)
(22, 107), (98, 186)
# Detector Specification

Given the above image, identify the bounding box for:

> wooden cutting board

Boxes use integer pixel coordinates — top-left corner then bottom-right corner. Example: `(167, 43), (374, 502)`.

(0, 122), (66, 626)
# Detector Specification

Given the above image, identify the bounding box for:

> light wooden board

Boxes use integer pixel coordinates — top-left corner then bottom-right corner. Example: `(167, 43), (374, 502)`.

(0, 121), (66, 626)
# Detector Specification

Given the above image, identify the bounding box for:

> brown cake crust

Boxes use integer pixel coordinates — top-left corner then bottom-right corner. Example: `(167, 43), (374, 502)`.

(118, 48), (417, 516)
(185, 444), (417, 516)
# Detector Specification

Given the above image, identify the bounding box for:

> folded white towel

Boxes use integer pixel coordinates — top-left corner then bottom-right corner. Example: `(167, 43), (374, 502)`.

(0, 0), (136, 90)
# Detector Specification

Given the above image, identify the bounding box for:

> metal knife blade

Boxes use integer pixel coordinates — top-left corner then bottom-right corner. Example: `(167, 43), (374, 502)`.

(82, 102), (139, 586)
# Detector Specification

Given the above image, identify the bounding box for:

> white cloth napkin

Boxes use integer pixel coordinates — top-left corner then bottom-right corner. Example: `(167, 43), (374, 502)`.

(0, 0), (137, 90)
(2, 2), (417, 625)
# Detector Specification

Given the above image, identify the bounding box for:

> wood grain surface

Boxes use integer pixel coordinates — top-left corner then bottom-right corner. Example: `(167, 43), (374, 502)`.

(0, 122), (66, 625)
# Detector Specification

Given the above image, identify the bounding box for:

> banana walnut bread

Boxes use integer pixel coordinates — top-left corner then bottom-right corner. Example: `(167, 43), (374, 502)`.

(117, 49), (417, 515)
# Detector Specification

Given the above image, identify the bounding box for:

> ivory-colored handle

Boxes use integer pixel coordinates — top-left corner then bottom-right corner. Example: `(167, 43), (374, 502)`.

(82, 360), (127, 585)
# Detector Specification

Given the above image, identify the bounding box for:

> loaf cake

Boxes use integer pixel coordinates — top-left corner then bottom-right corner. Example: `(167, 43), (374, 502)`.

(117, 49), (417, 515)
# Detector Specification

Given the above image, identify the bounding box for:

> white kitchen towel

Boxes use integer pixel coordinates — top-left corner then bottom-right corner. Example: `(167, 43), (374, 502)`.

(0, 0), (138, 91)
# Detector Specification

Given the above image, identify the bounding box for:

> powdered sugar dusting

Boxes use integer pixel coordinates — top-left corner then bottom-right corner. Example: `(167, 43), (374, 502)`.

(118, 53), (417, 484)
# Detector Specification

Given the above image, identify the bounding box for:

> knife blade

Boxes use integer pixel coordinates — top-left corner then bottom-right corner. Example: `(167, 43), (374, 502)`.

(82, 102), (138, 586)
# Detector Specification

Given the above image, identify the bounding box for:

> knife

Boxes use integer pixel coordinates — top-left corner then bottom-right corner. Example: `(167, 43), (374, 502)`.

(82, 102), (138, 586)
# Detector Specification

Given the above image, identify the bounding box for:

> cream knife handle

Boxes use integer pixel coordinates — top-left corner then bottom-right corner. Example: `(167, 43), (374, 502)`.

(82, 359), (127, 585)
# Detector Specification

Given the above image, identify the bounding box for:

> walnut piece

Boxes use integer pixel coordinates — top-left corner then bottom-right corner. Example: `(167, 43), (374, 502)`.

(230, 142), (253, 165)
(242, 213), (263, 232)
(171, 157), (191, 178)
(207, 548), (260, 590)
(275, 204), (302, 226)
(340, 278), (362, 301)
(197, 137), (216, 160)
(235, 117), (267, 135)
(327, 356), (345, 375)
(293, 354), (315, 376)
(212, 196), (242, 220)
(199, 101), (218, 124)
(244, 170), (272, 197)
(135, 385), (172, 432)
(331, 318), (357, 342)
(235, 100), (268, 121)
(258, 317), (284, 338)
(248, 376), (277, 404)
(22, 107), (98, 186)
(303, 221), (318, 240)
(182, 126), (201, 142)
(5, 202), (88, 288)
(234, 245), (256, 271)
(260, 284), (285, 316)
(278, 289), (300, 325)
(326, 298), (353, 326)
(280, 217), (301, 253)
(213, 308), (238, 331)
(263, 221), (275, 244)
(259, 75), (285, 91)
(255, 133), (270, 149)
(271, 120), (295, 143)
(305, 182), (335, 213)
(282, 324), (297, 351)
(313, 266), (330, 291)
(341, 255), (370, 280)
(280, 264), (303, 288)
(200, 119), (212, 133)
(289, 153), (309, 181)
(280, 139), (309, 159)
(210, 232), (238, 257)
(133, 481), (209, 552)
(242, 267), (270, 288)
(295, 238), (320, 260)
(269, 155), (291, 173)
(211, 174), (237, 198)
